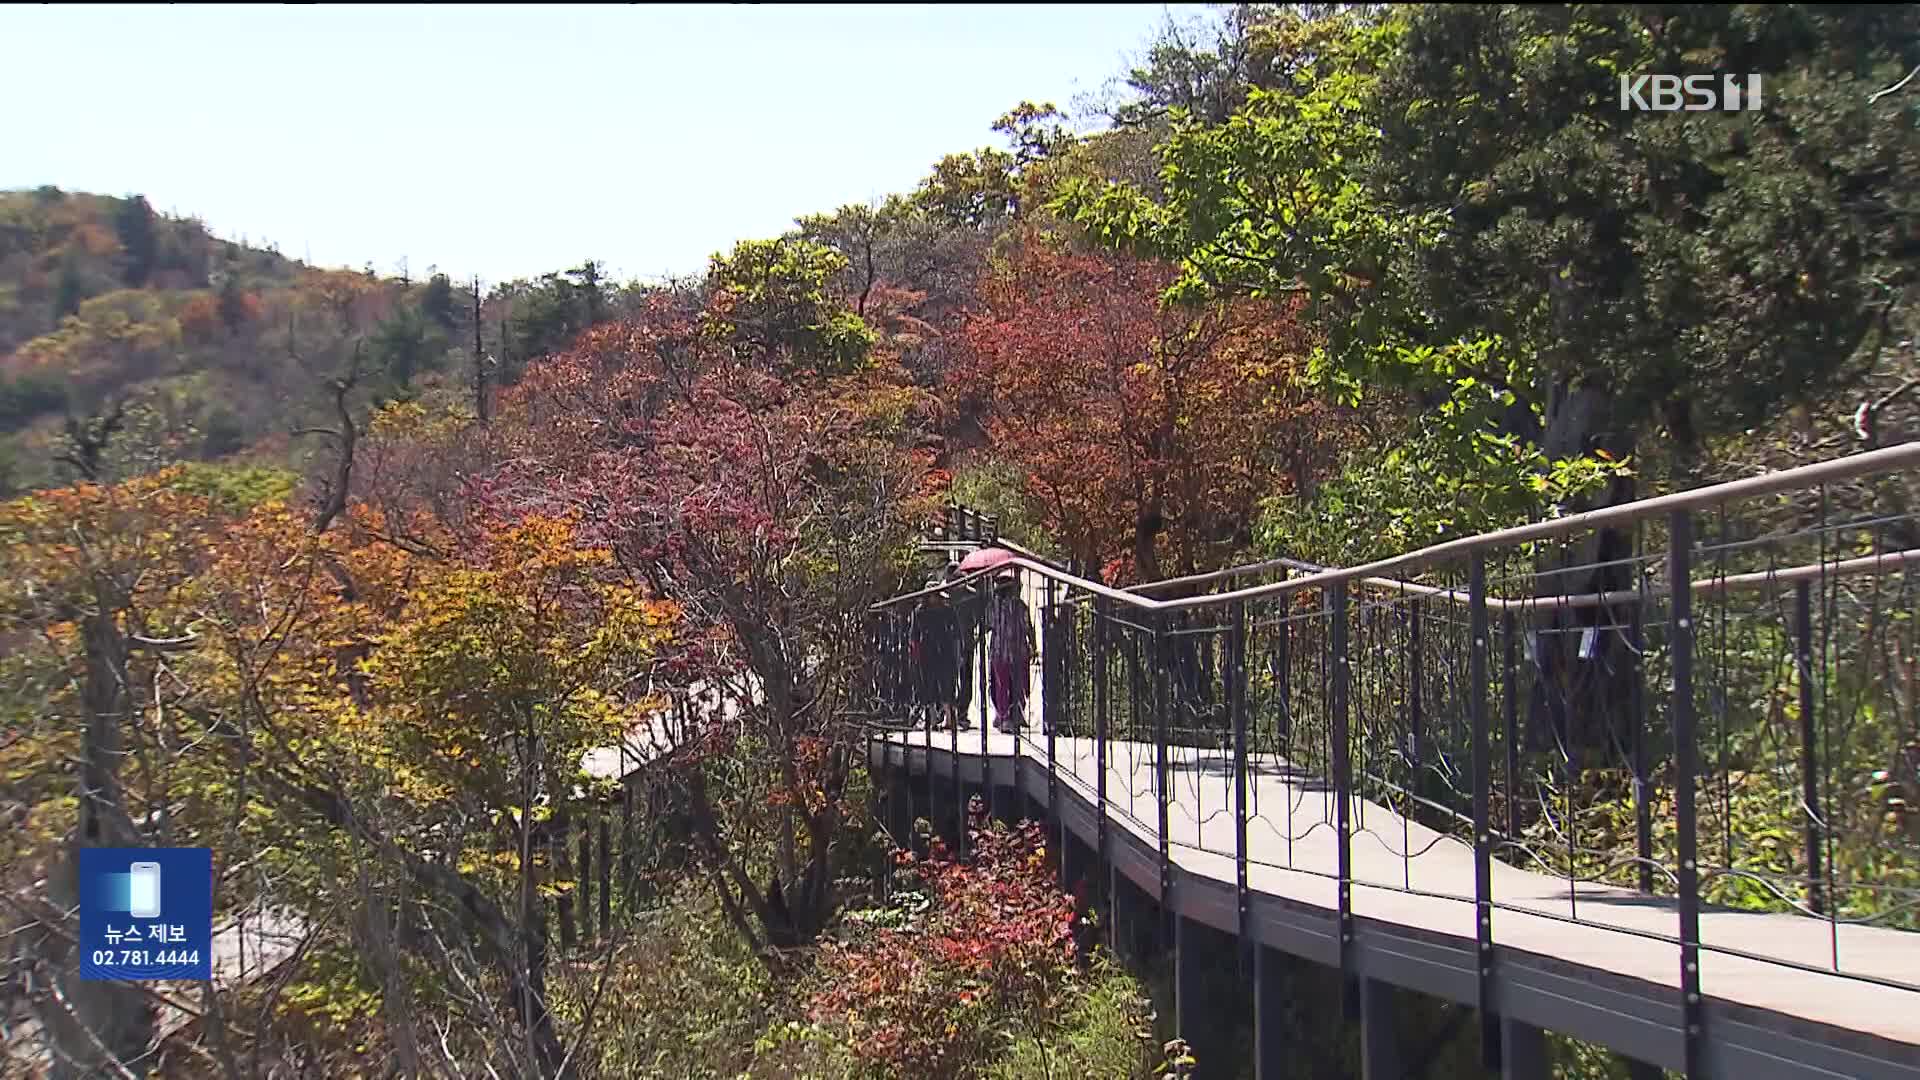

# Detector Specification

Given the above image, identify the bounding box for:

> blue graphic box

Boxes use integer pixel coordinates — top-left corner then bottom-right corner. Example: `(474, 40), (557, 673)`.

(79, 847), (212, 981)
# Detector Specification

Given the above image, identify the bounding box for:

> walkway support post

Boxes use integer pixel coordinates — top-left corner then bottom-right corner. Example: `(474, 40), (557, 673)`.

(1472, 553), (1501, 1071)
(1501, 1017), (1549, 1080)
(1670, 508), (1703, 1078)
(1254, 946), (1286, 1080)
(620, 771), (635, 905)
(1360, 977), (1400, 1080)
(1176, 914), (1200, 1050)
(1331, 580), (1356, 1020)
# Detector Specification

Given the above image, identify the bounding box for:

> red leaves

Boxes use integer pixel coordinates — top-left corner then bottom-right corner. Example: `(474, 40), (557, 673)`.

(952, 233), (1357, 579)
(809, 815), (1080, 1078)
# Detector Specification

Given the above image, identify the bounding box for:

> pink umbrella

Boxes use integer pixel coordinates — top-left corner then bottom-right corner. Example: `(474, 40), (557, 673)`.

(958, 546), (1017, 574)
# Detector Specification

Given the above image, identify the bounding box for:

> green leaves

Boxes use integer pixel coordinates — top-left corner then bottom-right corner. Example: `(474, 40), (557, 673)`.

(704, 237), (876, 378)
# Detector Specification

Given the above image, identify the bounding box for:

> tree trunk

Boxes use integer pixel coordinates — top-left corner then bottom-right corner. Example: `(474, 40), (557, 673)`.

(1133, 502), (1165, 583)
(1525, 380), (1640, 760)
(35, 604), (157, 1079)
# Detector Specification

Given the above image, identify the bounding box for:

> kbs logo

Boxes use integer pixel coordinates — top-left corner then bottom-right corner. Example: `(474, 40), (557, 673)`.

(1619, 74), (1763, 112)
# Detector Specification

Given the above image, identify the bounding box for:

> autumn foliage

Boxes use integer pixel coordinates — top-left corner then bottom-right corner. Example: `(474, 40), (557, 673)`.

(810, 812), (1081, 1079)
(476, 240), (940, 957)
(954, 236), (1361, 581)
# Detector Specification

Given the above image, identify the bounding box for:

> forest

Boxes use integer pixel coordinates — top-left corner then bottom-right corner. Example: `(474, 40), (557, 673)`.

(3, 4), (1919, 1078)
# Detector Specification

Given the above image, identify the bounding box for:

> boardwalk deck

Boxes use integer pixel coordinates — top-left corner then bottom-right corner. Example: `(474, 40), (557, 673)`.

(871, 722), (1920, 1077)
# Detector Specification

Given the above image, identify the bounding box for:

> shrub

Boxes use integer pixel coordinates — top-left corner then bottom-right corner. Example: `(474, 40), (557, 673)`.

(550, 887), (777, 1080)
(808, 809), (1088, 1079)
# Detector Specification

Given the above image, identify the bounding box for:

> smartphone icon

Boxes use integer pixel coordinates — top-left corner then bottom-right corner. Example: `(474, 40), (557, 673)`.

(128, 862), (162, 920)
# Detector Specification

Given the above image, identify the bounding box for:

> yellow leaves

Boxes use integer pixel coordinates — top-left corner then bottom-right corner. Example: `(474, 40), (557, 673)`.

(368, 399), (470, 444)
(368, 400), (430, 437)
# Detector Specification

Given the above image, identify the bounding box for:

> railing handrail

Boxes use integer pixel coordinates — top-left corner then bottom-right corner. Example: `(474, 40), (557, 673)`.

(873, 440), (1920, 614)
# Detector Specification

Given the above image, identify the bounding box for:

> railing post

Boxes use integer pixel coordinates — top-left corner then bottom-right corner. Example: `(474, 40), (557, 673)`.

(1094, 598), (1113, 952)
(1230, 598), (1251, 973)
(1471, 554), (1500, 1071)
(555, 813), (574, 951)
(1045, 579), (1060, 854)
(953, 602), (968, 854)
(1631, 589), (1653, 895)
(577, 810), (593, 943)
(923, 613), (937, 856)
(1330, 580), (1356, 1019)
(598, 811), (611, 938)
(1408, 597), (1424, 769)
(1669, 509), (1703, 1078)
(1276, 571), (1292, 778)
(1502, 607), (1520, 843)
(620, 774), (635, 904)
(1155, 610), (1174, 947)
(981, 574), (993, 825)
(1795, 580), (1825, 916)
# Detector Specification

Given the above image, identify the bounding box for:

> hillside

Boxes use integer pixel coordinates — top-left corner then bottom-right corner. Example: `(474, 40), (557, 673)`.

(0, 187), (649, 498)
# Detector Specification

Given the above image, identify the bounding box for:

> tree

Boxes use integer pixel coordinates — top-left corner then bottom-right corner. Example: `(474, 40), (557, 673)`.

(955, 234), (1355, 581)
(487, 272), (933, 958)
(420, 271), (458, 331)
(915, 102), (1076, 230)
(1101, 3), (1284, 129)
(52, 257), (87, 320)
(796, 199), (911, 318)
(174, 494), (674, 1079)
(1064, 3), (1920, 750)
(702, 237), (875, 379)
(0, 472), (224, 1079)
(200, 405), (246, 458)
(792, 198), (998, 390)
(111, 194), (158, 287)
(1069, 3), (1920, 488)
(368, 304), (447, 399)
(492, 263), (616, 384)
(1362, 4), (1920, 466)
(216, 270), (256, 332)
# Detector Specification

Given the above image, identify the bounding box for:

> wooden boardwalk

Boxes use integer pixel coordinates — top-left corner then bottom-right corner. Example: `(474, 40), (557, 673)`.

(871, 722), (1920, 1077)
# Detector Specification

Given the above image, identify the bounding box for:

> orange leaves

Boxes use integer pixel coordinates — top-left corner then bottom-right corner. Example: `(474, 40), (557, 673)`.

(177, 292), (223, 345)
(0, 468), (223, 617)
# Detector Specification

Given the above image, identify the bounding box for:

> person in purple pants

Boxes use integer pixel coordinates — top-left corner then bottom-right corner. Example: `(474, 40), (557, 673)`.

(988, 570), (1036, 734)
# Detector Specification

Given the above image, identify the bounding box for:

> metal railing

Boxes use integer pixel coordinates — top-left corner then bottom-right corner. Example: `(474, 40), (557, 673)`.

(862, 442), (1920, 1073)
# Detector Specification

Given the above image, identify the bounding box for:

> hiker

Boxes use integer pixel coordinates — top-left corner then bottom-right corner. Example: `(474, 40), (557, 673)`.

(948, 562), (983, 730)
(910, 575), (963, 728)
(988, 569), (1037, 735)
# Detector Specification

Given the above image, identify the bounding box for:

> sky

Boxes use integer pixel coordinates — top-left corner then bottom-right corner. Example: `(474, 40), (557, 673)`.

(5, 4), (1207, 286)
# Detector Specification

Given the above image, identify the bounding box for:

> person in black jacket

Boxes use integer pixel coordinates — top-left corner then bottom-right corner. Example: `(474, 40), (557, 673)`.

(947, 563), (983, 730)
(910, 577), (962, 728)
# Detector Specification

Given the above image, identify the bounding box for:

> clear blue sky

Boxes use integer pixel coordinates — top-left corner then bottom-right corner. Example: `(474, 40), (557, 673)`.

(4, 4), (1203, 286)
